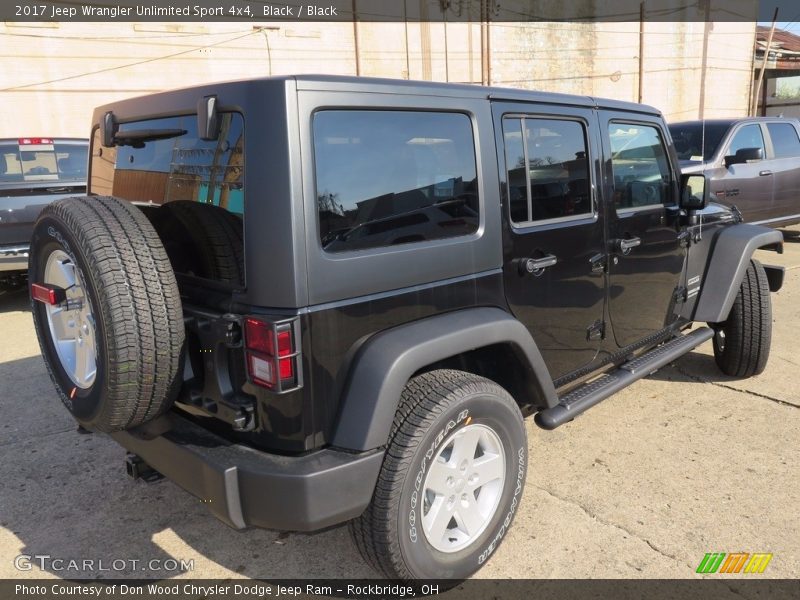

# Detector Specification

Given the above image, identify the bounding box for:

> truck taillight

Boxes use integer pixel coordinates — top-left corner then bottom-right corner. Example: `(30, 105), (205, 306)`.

(19, 137), (54, 145)
(244, 317), (301, 392)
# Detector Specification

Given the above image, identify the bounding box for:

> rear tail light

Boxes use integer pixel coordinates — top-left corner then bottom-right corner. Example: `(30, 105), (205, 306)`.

(244, 317), (301, 392)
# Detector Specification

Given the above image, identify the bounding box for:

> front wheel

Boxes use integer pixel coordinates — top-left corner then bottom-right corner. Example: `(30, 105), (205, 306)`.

(712, 258), (772, 378)
(350, 369), (528, 580)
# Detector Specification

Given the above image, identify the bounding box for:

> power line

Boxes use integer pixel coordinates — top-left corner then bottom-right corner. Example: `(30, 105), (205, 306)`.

(1, 29), (262, 91)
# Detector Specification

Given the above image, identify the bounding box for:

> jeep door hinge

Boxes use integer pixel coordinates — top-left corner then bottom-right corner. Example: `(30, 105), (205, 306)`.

(589, 253), (606, 275)
(586, 319), (606, 341)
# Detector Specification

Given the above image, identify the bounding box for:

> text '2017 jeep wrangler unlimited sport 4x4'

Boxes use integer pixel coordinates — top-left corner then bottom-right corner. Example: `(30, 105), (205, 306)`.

(28, 76), (784, 580)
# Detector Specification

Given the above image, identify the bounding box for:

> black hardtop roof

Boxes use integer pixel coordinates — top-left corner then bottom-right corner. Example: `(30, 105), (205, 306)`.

(93, 74), (662, 122)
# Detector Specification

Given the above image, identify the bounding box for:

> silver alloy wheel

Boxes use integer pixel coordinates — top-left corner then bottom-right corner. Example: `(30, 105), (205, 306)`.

(43, 249), (97, 389)
(421, 423), (506, 553)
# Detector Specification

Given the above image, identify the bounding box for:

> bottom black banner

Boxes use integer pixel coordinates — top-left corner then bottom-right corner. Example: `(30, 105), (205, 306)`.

(2, 579), (799, 600)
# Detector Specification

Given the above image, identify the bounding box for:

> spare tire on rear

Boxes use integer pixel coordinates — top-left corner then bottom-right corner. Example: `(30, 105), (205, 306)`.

(29, 196), (184, 432)
(159, 200), (244, 287)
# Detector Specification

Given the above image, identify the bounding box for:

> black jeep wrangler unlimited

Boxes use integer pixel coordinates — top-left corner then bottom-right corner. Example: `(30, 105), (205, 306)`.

(28, 76), (784, 580)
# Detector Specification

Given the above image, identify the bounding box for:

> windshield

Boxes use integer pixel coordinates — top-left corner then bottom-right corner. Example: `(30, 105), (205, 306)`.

(668, 122), (730, 162)
(0, 140), (88, 184)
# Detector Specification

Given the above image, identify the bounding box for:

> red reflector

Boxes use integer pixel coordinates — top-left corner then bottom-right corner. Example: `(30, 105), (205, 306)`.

(245, 318), (274, 355)
(31, 283), (64, 305)
(279, 356), (294, 379)
(277, 330), (292, 356)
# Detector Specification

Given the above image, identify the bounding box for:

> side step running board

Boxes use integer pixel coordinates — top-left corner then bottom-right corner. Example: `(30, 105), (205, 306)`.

(534, 327), (714, 430)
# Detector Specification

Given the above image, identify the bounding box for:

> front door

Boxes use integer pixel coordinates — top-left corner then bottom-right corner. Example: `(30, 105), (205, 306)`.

(494, 103), (606, 382)
(598, 113), (685, 348)
(720, 122), (773, 224)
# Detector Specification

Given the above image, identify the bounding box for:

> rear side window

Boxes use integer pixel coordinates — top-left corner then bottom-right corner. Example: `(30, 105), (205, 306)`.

(767, 123), (800, 158)
(90, 113), (244, 287)
(1, 140), (87, 184)
(313, 110), (479, 253)
(503, 117), (591, 224)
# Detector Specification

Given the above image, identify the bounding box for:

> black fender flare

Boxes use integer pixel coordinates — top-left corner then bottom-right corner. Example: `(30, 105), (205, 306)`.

(693, 223), (783, 324)
(330, 307), (557, 451)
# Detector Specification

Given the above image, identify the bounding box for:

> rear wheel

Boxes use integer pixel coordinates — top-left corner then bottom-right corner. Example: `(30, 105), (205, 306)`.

(30, 196), (184, 432)
(350, 369), (528, 580)
(713, 258), (772, 377)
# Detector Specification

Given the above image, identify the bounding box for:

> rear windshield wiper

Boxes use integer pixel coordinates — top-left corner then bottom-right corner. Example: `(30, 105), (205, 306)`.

(113, 128), (187, 148)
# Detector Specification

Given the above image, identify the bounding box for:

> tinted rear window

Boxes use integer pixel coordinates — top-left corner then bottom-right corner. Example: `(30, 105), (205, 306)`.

(767, 122), (800, 158)
(90, 113), (245, 287)
(313, 110), (479, 253)
(0, 140), (87, 184)
(90, 114), (243, 214)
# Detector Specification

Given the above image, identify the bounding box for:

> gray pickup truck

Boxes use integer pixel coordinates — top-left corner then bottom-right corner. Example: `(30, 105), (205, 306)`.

(0, 137), (88, 286)
(669, 117), (800, 228)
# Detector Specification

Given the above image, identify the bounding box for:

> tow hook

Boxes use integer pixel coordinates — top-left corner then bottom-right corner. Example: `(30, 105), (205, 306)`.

(125, 453), (164, 483)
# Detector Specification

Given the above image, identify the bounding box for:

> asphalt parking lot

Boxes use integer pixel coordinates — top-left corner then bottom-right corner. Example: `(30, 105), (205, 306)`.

(0, 228), (798, 581)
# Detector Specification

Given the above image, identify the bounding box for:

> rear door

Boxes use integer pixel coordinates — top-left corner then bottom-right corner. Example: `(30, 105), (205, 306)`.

(598, 113), (685, 348)
(494, 102), (606, 381)
(764, 121), (800, 224)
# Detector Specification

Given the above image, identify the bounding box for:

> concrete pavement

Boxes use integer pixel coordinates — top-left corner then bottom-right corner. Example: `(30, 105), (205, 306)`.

(0, 228), (798, 581)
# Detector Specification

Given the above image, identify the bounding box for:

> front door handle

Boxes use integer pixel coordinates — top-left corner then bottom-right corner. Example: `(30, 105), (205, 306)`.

(615, 237), (642, 255)
(759, 170), (773, 176)
(518, 254), (557, 276)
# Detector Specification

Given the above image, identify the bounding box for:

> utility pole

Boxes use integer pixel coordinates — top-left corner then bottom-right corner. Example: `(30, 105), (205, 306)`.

(352, 0), (361, 76)
(403, 0), (410, 79)
(752, 7), (778, 116)
(698, 0), (711, 120)
(638, 2), (644, 103)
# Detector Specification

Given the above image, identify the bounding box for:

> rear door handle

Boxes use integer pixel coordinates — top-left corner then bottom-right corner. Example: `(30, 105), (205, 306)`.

(517, 254), (557, 276)
(615, 237), (641, 255)
(759, 170), (773, 176)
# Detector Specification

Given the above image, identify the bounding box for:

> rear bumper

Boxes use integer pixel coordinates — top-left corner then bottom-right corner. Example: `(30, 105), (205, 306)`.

(0, 245), (29, 271)
(111, 414), (384, 532)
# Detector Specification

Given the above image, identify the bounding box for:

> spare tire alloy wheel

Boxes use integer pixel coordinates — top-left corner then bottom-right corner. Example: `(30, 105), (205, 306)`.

(30, 196), (184, 433)
(41, 250), (97, 389)
(351, 370), (528, 580)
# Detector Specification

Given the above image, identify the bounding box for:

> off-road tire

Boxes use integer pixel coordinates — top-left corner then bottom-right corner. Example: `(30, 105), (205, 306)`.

(350, 369), (527, 580)
(160, 201), (244, 287)
(713, 258), (772, 377)
(30, 196), (184, 432)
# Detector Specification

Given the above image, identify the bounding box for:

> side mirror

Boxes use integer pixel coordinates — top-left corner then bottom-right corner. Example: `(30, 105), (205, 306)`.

(680, 173), (709, 211)
(724, 147), (763, 168)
